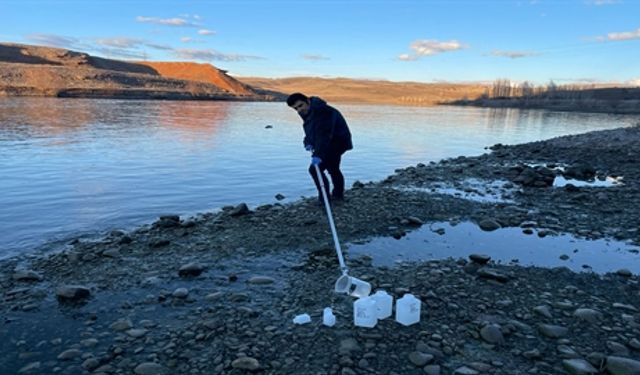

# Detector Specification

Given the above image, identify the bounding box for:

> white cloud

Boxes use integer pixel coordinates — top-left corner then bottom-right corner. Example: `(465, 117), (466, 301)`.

(411, 39), (466, 56)
(605, 28), (640, 41)
(302, 54), (329, 61)
(95, 47), (146, 60)
(628, 78), (640, 86)
(26, 33), (81, 49)
(172, 48), (263, 62)
(397, 53), (418, 61)
(136, 16), (198, 27)
(94, 38), (171, 52)
(399, 39), (466, 61)
(585, 0), (620, 5)
(95, 37), (143, 49)
(491, 49), (539, 59)
(198, 29), (215, 36)
(181, 37), (192, 43)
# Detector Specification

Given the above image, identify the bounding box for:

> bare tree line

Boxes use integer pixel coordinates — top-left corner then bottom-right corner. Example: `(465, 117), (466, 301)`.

(486, 79), (602, 100)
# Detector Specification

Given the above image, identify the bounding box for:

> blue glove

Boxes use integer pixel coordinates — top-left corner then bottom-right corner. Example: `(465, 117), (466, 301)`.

(305, 144), (313, 152)
(311, 156), (322, 166)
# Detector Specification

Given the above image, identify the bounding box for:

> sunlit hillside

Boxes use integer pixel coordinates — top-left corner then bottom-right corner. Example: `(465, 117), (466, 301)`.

(241, 76), (489, 106)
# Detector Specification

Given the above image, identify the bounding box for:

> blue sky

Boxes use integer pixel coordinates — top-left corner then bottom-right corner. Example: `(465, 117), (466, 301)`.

(3, 0), (639, 85)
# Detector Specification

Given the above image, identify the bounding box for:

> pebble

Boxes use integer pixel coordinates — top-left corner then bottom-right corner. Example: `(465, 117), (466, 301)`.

(247, 276), (275, 284)
(408, 351), (433, 366)
(606, 356), (640, 375)
(423, 364), (441, 375)
(616, 269), (632, 277)
(453, 366), (479, 374)
(178, 263), (205, 277)
(469, 254), (491, 264)
(533, 305), (552, 318)
(562, 359), (598, 375)
(573, 308), (603, 323)
(110, 319), (133, 331)
(57, 348), (82, 360)
(18, 361), (41, 373)
(538, 324), (568, 338)
(55, 285), (90, 301)
(231, 356), (260, 370)
(478, 219), (500, 231)
(480, 324), (504, 345)
(126, 329), (148, 338)
(172, 288), (189, 298)
(134, 362), (168, 375)
(12, 270), (43, 282)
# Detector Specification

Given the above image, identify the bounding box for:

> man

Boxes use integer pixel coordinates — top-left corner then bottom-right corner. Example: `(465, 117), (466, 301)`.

(287, 92), (353, 205)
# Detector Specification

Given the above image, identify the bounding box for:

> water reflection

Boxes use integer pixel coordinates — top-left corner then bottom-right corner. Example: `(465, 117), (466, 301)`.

(348, 221), (640, 274)
(0, 98), (230, 143)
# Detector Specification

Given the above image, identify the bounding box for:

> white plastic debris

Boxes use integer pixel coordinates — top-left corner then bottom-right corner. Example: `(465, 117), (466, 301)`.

(323, 307), (336, 327)
(293, 313), (311, 325)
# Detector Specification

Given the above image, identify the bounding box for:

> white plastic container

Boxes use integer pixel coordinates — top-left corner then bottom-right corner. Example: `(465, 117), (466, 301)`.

(354, 296), (378, 328)
(335, 274), (371, 298)
(371, 290), (393, 319)
(323, 307), (336, 327)
(293, 313), (311, 325)
(395, 293), (421, 326)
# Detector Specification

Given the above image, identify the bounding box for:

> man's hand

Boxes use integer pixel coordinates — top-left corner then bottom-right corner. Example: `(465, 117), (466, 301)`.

(305, 144), (313, 152)
(311, 156), (322, 166)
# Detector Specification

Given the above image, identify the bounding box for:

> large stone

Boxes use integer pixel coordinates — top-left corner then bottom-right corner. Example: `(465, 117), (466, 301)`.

(480, 324), (504, 345)
(538, 323), (568, 338)
(55, 285), (90, 301)
(606, 356), (640, 375)
(562, 359), (598, 375)
(469, 254), (491, 265)
(178, 263), (205, 277)
(478, 219), (500, 231)
(12, 270), (43, 282)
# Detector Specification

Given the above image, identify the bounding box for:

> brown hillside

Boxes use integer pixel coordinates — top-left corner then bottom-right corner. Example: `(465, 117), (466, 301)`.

(242, 76), (489, 106)
(0, 43), (276, 100)
(138, 61), (256, 96)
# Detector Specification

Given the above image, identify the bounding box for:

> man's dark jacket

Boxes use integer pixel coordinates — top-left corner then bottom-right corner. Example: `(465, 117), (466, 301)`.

(301, 97), (353, 161)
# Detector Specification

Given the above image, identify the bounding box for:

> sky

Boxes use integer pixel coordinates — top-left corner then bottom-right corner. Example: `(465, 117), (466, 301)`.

(2, 0), (640, 85)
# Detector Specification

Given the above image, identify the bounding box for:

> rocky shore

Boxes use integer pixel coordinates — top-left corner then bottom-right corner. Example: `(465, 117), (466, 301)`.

(2, 125), (640, 375)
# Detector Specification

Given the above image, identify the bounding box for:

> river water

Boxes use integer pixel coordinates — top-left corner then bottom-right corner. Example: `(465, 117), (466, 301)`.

(1, 98), (639, 259)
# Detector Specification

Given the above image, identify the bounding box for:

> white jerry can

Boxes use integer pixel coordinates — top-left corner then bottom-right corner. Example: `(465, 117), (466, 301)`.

(395, 293), (421, 326)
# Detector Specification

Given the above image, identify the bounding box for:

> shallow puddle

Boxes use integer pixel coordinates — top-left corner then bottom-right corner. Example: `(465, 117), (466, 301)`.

(553, 175), (624, 188)
(347, 221), (640, 274)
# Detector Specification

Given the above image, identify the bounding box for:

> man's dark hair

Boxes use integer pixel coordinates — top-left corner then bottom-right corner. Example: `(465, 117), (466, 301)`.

(286, 92), (309, 107)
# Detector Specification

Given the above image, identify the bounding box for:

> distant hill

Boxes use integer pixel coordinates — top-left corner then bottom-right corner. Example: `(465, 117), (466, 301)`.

(241, 76), (489, 106)
(0, 43), (279, 100)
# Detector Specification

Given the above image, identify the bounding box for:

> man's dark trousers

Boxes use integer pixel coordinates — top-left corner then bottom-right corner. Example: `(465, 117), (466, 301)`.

(309, 152), (344, 202)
